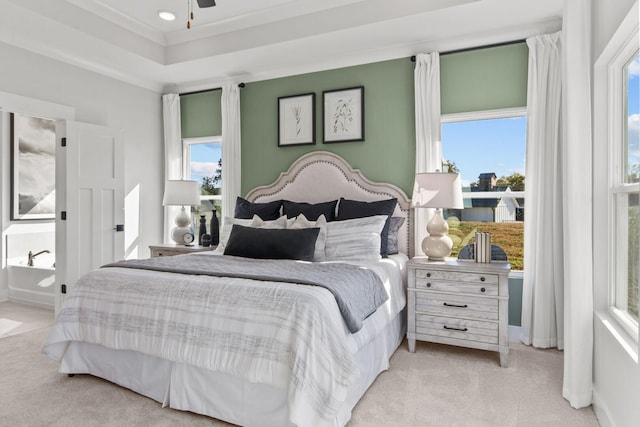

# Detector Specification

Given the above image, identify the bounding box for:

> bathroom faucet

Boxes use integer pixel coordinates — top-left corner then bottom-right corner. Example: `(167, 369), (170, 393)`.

(27, 250), (50, 267)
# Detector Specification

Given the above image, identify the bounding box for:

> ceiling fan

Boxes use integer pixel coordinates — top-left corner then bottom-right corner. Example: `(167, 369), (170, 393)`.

(188, 0), (217, 29)
(196, 0), (216, 7)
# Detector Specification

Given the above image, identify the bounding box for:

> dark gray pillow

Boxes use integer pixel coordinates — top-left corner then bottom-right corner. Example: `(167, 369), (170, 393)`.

(282, 200), (338, 221)
(224, 225), (320, 261)
(386, 217), (405, 255)
(336, 197), (398, 256)
(234, 196), (282, 220)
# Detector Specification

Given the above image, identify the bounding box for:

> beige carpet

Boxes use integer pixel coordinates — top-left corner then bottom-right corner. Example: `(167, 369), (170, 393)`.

(0, 324), (599, 426)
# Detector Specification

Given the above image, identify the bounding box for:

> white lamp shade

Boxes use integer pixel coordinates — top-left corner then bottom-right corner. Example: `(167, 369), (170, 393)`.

(162, 180), (201, 206)
(411, 172), (464, 209)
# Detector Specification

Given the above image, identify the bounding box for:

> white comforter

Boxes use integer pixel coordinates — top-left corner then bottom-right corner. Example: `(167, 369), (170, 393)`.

(42, 253), (407, 427)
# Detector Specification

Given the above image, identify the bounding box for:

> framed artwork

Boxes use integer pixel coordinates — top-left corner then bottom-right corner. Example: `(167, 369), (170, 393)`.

(278, 93), (316, 147)
(322, 86), (364, 143)
(10, 113), (56, 220)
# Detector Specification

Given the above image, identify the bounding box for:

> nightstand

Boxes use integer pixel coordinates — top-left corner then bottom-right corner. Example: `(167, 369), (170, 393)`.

(407, 257), (510, 367)
(149, 244), (215, 258)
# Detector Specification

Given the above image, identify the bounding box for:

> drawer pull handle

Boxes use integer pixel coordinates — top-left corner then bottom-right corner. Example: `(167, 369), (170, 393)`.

(444, 325), (468, 332)
(480, 277), (486, 282)
(481, 287), (486, 293)
(426, 283), (431, 288)
(443, 302), (468, 308)
(426, 273), (431, 278)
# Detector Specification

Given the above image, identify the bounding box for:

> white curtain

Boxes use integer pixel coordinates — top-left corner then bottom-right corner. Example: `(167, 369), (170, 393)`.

(221, 84), (241, 221)
(521, 32), (563, 349)
(521, 0), (593, 408)
(560, 0), (593, 409)
(414, 52), (442, 257)
(162, 93), (183, 244)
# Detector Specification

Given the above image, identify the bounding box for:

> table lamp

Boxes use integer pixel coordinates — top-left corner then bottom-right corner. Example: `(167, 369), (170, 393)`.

(412, 172), (464, 260)
(163, 180), (201, 245)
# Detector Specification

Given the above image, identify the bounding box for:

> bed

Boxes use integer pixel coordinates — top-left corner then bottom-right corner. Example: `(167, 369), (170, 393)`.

(42, 151), (414, 427)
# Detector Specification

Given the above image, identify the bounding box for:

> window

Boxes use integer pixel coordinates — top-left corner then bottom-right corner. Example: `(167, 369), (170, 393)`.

(182, 137), (223, 228)
(441, 109), (527, 270)
(610, 47), (639, 335)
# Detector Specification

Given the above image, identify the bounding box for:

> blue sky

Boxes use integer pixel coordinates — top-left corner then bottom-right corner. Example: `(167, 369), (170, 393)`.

(189, 142), (222, 187)
(441, 116), (527, 187)
(628, 54), (639, 176)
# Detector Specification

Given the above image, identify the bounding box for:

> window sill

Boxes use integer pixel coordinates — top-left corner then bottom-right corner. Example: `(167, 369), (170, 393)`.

(595, 309), (639, 364)
(509, 270), (523, 280)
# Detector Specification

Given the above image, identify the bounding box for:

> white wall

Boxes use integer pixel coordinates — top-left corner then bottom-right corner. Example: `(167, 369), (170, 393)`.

(591, 1), (639, 427)
(0, 41), (163, 300)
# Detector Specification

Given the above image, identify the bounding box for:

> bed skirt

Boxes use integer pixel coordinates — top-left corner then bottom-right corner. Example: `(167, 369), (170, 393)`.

(58, 309), (406, 427)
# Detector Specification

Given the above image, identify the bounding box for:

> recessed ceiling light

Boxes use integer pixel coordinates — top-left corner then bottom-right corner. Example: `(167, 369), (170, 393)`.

(158, 10), (176, 21)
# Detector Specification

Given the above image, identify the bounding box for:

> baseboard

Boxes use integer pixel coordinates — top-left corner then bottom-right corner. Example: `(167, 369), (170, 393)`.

(508, 325), (521, 343)
(7, 288), (54, 309)
(592, 387), (614, 427)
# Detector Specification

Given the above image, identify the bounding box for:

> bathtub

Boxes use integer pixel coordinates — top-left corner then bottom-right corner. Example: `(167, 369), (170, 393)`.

(6, 232), (56, 308)
(7, 253), (56, 308)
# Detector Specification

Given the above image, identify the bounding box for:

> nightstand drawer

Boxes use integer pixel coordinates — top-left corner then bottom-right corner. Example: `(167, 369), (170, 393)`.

(152, 249), (183, 257)
(149, 245), (215, 258)
(415, 314), (499, 345)
(415, 269), (498, 285)
(415, 292), (498, 320)
(415, 278), (499, 296)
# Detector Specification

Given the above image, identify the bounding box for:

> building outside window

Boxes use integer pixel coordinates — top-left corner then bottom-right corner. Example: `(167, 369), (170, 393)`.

(182, 137), (223, 234)
(441, 109), (526, 271)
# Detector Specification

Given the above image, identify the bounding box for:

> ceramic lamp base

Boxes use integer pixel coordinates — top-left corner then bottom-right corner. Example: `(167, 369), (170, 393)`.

(422, 235), (454, 261)
(423, 208), (453, 261)
(170, 206), (192, 245)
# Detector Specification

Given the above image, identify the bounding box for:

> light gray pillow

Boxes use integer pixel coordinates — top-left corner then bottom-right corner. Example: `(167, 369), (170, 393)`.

(324, 215), (387, 261)
(288, 214), (328, 261)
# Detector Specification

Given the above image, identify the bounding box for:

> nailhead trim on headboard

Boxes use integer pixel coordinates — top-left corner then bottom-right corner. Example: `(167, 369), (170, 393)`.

(245, 151), (414, 258)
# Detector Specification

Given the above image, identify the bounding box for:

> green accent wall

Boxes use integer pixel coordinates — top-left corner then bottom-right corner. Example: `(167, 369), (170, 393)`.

(179, 44), (529, 195)
(240, 58), (416, 196)
(181, 90), (222, 138)
(178, 48), (528, 328)
(440, 43), (528, 114)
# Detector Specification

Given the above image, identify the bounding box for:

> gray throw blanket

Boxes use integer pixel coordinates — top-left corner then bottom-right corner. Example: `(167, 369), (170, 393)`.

(103, 254), (388, 333)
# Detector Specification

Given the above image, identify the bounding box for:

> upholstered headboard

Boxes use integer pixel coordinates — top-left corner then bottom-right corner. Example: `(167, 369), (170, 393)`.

(245, 151), (414, 257)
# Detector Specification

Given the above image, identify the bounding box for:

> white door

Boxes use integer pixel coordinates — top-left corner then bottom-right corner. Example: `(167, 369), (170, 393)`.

(55, 121), (124, 313)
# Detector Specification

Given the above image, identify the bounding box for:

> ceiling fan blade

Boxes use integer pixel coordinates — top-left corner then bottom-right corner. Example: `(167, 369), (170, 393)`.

(196, 0), (216, 7)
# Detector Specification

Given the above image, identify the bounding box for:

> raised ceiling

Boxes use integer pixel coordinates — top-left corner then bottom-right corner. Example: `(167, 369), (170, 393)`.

(0, 0), (563, 92)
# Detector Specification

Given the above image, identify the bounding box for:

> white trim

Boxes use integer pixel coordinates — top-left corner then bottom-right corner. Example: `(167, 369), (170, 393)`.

(603, 9), (639, 342)
(0, 91), (75, 120)
(596, 310), (638, 363)
(509, 270), (524, 280)
(462, 191), (525, 199)
(182, 136), (222, 145)
(508, 325), (521, 343)
(441, 107), (527, 123)
(592, 387), (616, 427)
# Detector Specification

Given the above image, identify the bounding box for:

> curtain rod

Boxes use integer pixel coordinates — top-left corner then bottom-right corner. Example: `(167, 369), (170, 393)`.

(180, 82), (245, 97)
(410, 39), (526, 62)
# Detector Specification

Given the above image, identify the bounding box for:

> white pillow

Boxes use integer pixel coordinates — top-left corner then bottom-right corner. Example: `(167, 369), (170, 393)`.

(251, 215), (288, 229)
(214, 215), (287, 254)
(288, 214), (327, 261)
(324, 215), (387, 261)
